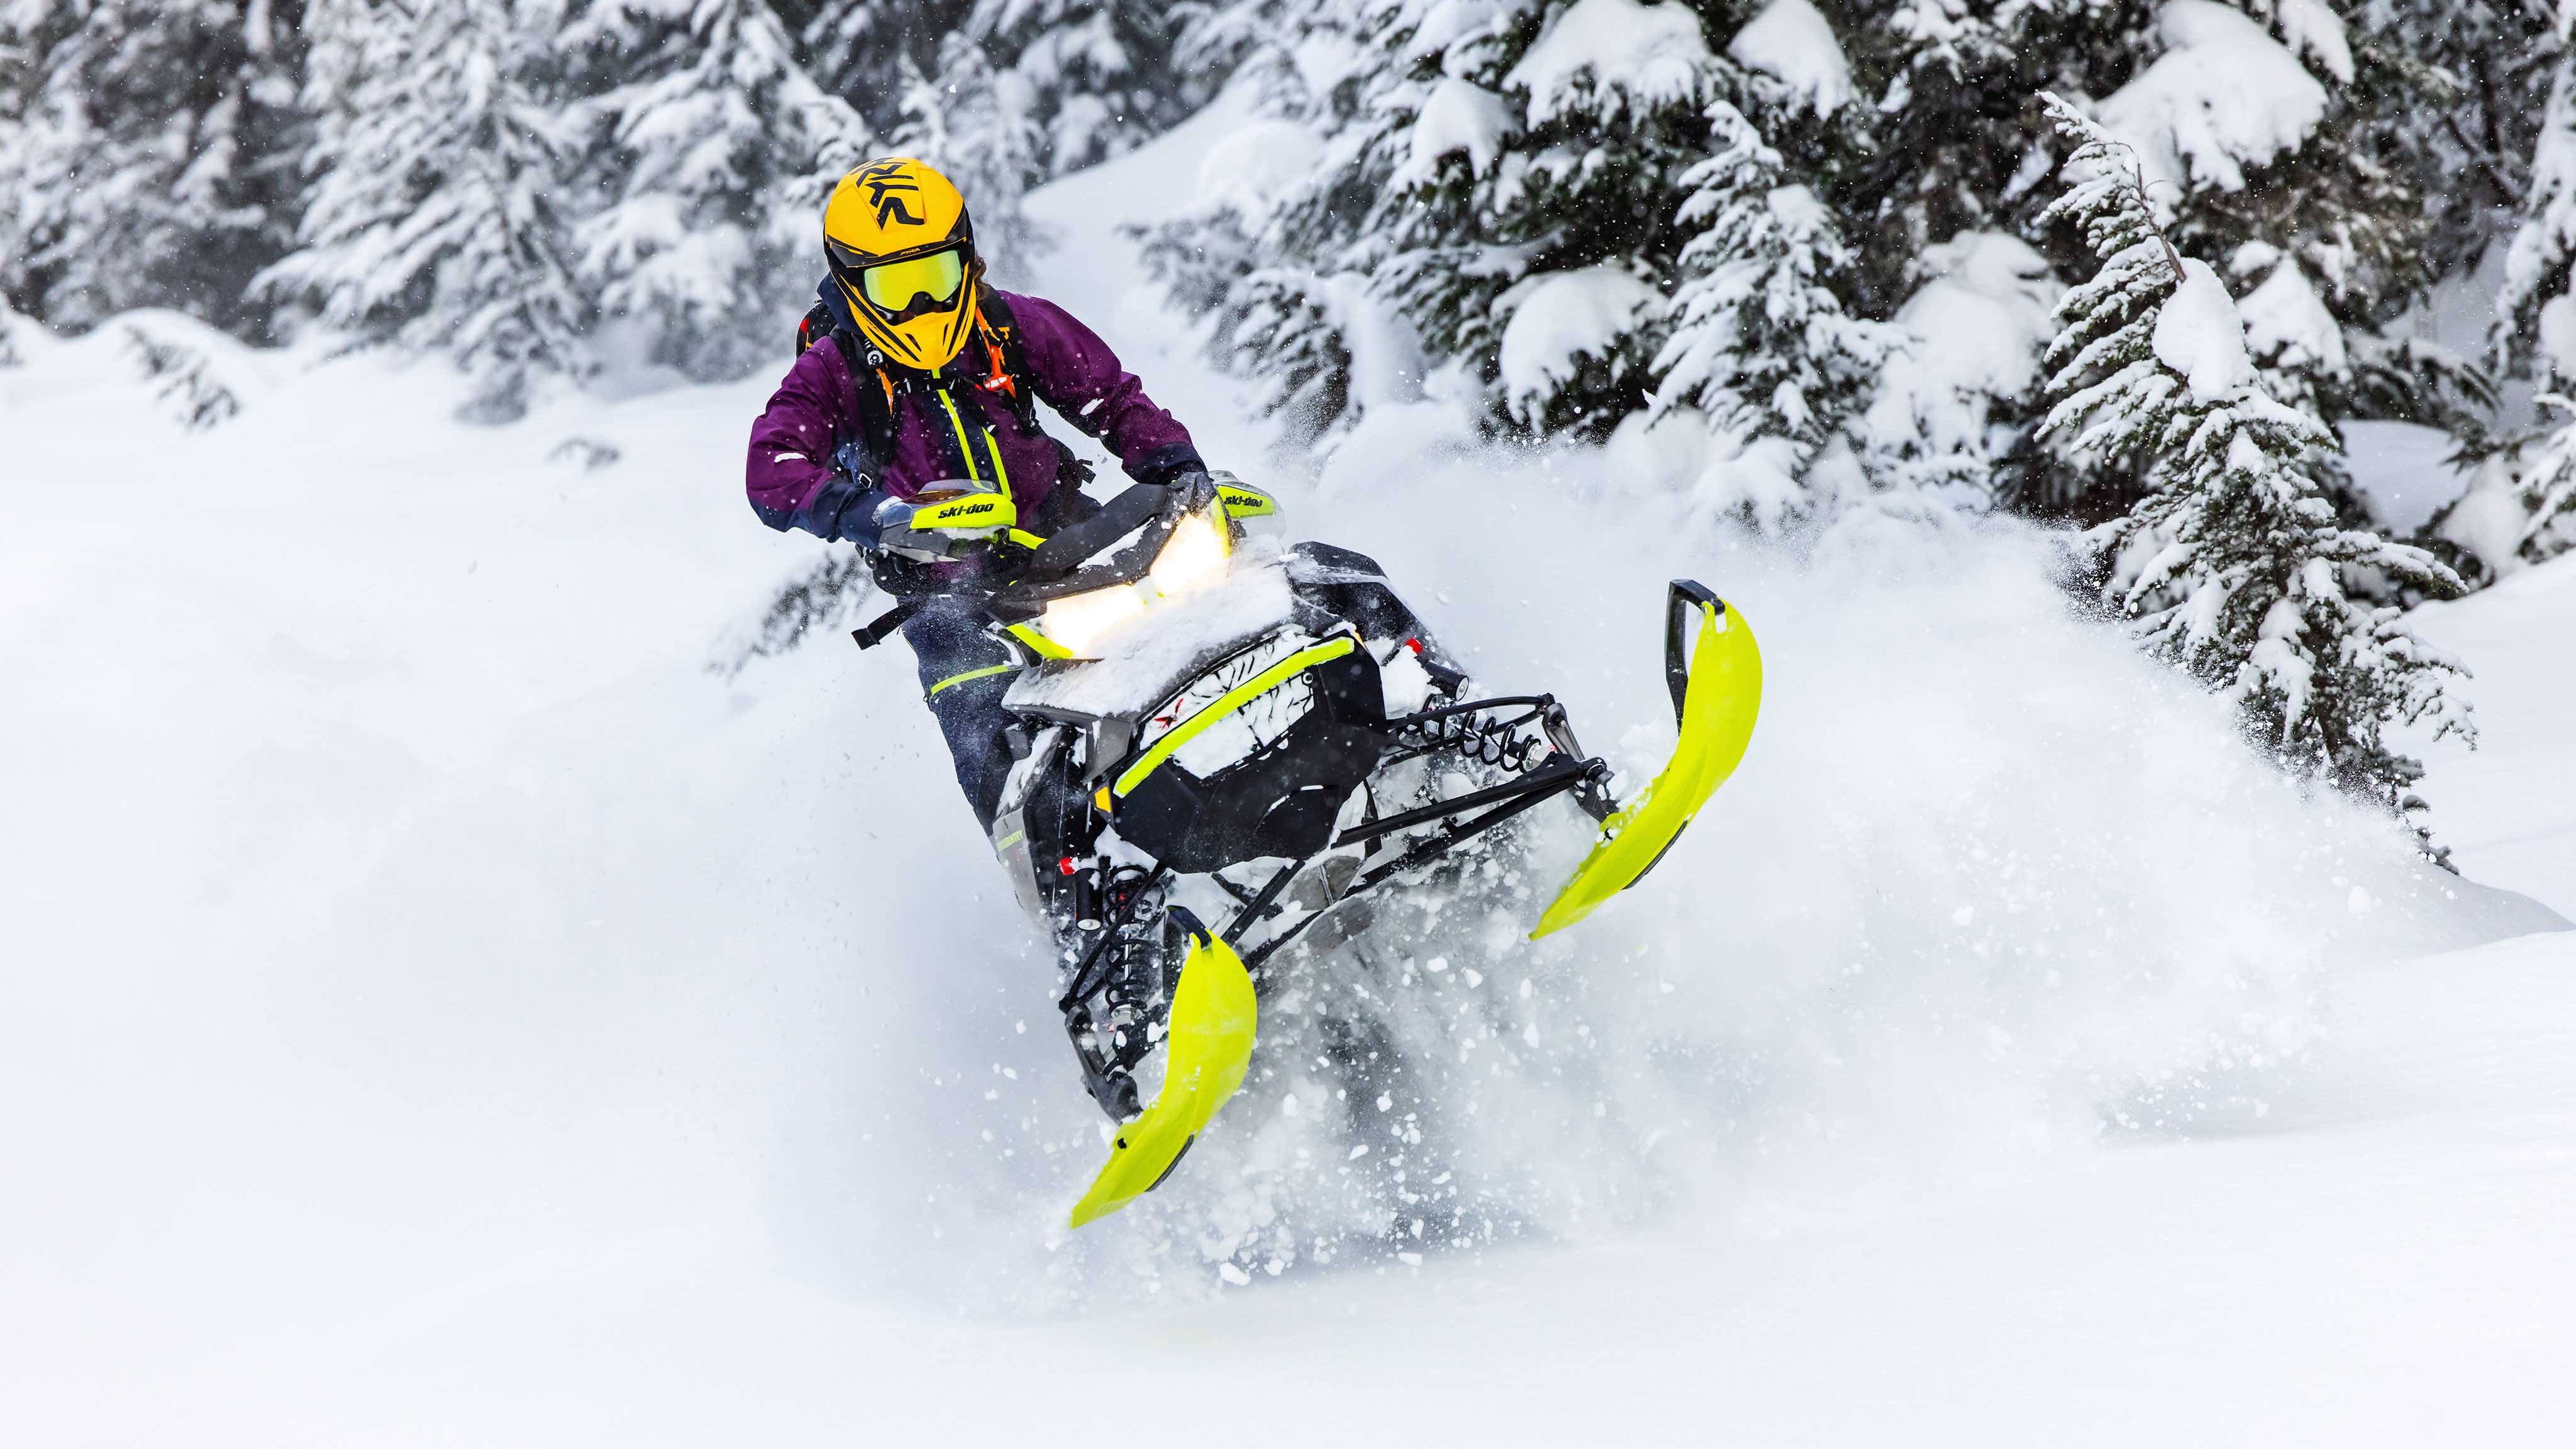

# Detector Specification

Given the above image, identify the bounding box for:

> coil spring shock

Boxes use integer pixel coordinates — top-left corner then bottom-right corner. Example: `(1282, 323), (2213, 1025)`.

(1401, 706), (1550, 773)
(1061, 863), (1169, 1005)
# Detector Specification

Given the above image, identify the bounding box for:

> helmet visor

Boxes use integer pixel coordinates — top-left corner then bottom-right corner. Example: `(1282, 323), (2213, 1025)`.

(857, 247), (967, 319)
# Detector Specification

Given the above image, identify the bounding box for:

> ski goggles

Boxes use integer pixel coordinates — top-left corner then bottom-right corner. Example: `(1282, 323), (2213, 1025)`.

(834, 244), (968, 321)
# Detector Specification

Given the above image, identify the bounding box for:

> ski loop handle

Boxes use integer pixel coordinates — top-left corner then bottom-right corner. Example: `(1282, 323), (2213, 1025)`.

(1663, 580), (1725, 727)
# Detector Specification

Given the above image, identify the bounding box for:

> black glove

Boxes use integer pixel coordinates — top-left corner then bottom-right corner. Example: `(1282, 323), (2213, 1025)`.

(864, 547), (948, 598)
(1163, 465), (1218, 515)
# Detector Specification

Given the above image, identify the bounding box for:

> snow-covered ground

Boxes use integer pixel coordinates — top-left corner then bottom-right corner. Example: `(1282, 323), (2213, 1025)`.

(6, 106), (2573, 1446)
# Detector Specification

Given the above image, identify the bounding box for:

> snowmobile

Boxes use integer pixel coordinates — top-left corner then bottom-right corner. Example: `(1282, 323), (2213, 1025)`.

(853, 473), (1763, 1228)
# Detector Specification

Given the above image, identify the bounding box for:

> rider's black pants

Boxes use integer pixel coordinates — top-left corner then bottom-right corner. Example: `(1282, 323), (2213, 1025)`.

(899, 594), (1019, 831)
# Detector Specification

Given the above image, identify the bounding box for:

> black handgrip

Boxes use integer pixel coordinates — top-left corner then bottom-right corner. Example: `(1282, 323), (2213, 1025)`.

(1663, 580), (1726, 728)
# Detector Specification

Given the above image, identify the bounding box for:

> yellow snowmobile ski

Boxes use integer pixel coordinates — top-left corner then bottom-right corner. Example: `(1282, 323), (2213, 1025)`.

(1533, 582), (1762, 938)
(1069, 911), (1258, 1228)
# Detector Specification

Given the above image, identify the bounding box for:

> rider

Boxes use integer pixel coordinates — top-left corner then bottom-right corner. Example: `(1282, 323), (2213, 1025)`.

(746, 158), (1213, 828)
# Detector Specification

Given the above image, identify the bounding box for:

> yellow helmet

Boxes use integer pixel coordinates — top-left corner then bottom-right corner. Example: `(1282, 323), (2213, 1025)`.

(823, 158), (982, 372)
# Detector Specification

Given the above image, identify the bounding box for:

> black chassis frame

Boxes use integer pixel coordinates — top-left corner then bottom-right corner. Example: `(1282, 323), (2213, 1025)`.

(1047, 687), (1621, 1120)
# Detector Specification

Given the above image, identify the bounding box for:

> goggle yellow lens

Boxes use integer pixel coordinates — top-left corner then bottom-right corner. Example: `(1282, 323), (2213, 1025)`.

(860, 249), (966, 312)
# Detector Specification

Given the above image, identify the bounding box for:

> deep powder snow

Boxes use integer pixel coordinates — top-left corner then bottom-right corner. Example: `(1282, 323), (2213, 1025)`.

(3, 89), (2572, 1449)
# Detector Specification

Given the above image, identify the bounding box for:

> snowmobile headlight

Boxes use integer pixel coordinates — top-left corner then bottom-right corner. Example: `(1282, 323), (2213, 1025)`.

(1037, 583), (1150, 656)
(1030, 508), (1232, 657)
(1147, 508), (1231, 596)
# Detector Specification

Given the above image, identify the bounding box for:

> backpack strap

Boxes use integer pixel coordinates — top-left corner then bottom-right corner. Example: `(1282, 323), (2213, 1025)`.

(970, 287), (1096, 491)
(795, 297), (835, 357)
(798, 277), (901, 482)
(823, 326), (902, 489)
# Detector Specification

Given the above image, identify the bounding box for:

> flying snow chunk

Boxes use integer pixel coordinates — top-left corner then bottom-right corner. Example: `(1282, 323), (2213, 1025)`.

(1728, 0), (1855, 118)
(1504, 0), (1716, 126)
(2153, 259), (2260, 404)
(2097, 0), (2327, 204)
(1498, 265), (1663, 422)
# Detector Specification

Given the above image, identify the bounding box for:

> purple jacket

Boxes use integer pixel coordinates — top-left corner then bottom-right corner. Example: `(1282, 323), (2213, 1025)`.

(746, 287), (1202, 540)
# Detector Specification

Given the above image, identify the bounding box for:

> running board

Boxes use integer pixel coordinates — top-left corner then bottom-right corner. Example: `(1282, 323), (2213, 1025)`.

(1531, 582), (1762, 938)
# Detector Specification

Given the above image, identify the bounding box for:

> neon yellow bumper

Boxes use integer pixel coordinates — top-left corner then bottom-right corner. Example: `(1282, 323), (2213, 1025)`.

(1532, 589), (1762, 938)
(1069, 916), (1259, 1228)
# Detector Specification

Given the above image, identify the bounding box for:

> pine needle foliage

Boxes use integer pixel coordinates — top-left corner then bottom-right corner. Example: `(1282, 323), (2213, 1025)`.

(1655, 96), (1901, 530)
(257, 0), (590, 419)
(2038, 94), (2474, 839)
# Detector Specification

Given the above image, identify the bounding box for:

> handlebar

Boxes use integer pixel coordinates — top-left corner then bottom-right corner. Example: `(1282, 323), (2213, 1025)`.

(954, 482), (1199, 613)
(875, 477), (1241, 613)
(1026, 482), (1170, 577)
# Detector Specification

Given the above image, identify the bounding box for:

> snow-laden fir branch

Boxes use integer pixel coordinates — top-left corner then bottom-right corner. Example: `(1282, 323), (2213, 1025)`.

(1650, 96), (1901, 532)
(2036, 93), (2474, 838)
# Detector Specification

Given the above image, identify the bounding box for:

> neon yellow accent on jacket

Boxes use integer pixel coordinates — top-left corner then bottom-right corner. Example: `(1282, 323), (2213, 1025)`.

(1532, 599), (1762, 938)
(933, 389), (1010, 492)
(940, 391), (980, 482)
(1069, 920), (1258, 1228)
(1112, 635), (1356, 797)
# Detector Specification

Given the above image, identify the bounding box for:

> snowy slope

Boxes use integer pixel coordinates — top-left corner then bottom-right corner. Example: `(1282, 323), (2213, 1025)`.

(5, 99), (2573, 1446)
(2411, 557), (2576, 916)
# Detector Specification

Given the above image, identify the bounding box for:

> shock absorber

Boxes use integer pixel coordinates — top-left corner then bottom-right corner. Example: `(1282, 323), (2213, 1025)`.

(1401, 703), (1552, 772)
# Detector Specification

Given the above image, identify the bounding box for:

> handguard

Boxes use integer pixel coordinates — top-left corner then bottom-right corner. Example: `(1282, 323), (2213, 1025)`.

(873, 483), (1046, 562)
(1531, 582), (1762, 938)
(1069, 909), (1259, 1228)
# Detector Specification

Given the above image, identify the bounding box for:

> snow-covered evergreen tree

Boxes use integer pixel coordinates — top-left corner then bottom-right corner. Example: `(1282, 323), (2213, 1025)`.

(955, 0), (1207, 175)
(0, 1), (309, 336)
(1857, 230), (2063, 508)
(2446, 414), (2576, 574)
(1652, 96), (1900, 529)
(259, 0), (588, 419)
(562, 0), (872, 380)
(1172, 0), (1301, 84)
(1151, 0), (1795, 446)
(2430, 9), (2576, 577)
(1844, 1), (2456, 516)
(791, 0), (974, 137)
(2037, 96), (2472, 828)
(1132, 1), (1366, 443)
(2349, 0), (2560, 285)
(891, 33), (1051, 282)
(797, 0), (1201, 175)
